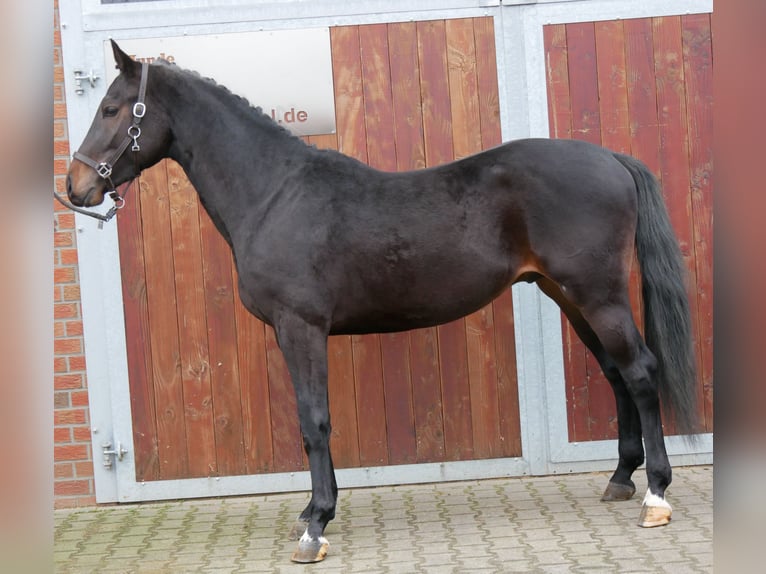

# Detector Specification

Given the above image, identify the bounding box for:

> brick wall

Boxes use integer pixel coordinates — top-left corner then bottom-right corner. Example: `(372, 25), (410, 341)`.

(53, 0), (96, 509)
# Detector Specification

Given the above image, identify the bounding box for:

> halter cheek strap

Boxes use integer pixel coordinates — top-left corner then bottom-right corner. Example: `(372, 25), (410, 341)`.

(55, 62), (149, 227)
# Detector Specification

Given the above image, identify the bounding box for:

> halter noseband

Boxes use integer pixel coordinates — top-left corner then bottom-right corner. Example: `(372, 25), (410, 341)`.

(54, 62), (149, 227)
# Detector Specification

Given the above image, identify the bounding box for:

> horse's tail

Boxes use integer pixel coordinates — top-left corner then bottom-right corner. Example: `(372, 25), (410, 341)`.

(612, 152), (699, 439)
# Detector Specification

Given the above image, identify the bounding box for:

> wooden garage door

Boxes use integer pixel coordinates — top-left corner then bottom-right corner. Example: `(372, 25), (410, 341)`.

(544, 14), (713, 442)
(117, 17), (523, 482)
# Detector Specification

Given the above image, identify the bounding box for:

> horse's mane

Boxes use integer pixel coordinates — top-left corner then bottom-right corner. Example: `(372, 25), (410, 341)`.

(153, 58), (312, 148)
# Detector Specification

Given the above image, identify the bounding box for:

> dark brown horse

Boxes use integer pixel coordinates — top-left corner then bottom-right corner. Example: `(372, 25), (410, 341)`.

(65, 41), (698, 563)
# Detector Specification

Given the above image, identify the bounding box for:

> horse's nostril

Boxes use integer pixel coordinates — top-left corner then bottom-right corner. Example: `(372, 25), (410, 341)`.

(66, 174), (73, 198)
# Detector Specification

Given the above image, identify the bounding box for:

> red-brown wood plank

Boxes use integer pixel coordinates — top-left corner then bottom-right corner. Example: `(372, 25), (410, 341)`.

(350, 334), (388, 466)
(624, 18), (661, 176)
(465, 306), (502, 458)
(360, 23), (397, 171)
(562, 324), (591, 442)
(417, 20), (455, 166)
(544, 25), (573, 140)
(166, 160), (217, 477)
(331, 26), (369, 163)
(117, 180), (159, 482)
(567, 22), (602, 146)
(492, 289), (522, 457)
(595, 20), (631, 154)
(330, 25), (389, 467)
(265, 324), (304, 472)
(435, 318), (472, 461)
(409, 327), (445, 462)
(380, 333), (417, 464)
(138, 160), (188, 479)
(652, 15), (698, 436)
(326, 332), (361, 468)
(389, 21), (427, 172)
(198, 205), (246, 476)
(233, 278), (274, 474)
(359, 23), (419, 465)
(681, 13), (714, 432)
(474, 16), (502, 151)
(652, 15), (695, 278)
(446, 19), (483, 159)
(389, 21), (446, 462)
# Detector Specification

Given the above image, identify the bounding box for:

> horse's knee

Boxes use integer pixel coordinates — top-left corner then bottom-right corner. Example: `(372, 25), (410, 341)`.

(301, 417), (332, 451)
(297, 403), (334, 447)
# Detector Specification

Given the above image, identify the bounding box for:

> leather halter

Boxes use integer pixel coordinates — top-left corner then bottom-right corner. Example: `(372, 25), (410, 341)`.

(55, 62), (149, 226)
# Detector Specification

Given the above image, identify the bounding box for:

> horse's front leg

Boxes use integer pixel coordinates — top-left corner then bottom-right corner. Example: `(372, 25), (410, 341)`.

(274, 315), (336, 563)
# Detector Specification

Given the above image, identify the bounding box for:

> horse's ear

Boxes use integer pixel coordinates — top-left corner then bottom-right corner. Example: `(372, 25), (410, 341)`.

(111, 39), (140, 78)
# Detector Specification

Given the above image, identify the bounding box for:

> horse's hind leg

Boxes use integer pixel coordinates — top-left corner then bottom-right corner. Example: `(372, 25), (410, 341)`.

(274, 315), (336, 562)
(581, 301), (673, 527)
(537, 278), (644, 502)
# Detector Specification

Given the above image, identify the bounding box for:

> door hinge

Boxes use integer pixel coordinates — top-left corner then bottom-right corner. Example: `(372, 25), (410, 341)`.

(73, 69), (101, 95)
(102, 441), (128, 470)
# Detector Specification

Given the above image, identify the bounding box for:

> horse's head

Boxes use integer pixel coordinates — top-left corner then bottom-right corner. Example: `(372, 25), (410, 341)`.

(66, 40), (171, 207)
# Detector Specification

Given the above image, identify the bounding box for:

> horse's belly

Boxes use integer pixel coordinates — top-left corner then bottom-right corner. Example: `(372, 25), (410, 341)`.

(329, 263), (511, 335)
(329, 310), (468, 335)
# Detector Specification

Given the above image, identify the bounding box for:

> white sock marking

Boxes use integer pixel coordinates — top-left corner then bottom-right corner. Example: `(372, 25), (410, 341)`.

(299, 529), (329, 546)
(642, 488), (672, 511)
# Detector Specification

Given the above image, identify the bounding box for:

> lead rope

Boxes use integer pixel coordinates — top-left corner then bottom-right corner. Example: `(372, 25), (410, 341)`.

(53, 188), (122, 224)
(55, 62), (149, 229)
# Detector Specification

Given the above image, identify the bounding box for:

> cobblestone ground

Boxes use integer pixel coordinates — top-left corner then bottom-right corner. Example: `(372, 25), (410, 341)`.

(54, 465), (712, 573)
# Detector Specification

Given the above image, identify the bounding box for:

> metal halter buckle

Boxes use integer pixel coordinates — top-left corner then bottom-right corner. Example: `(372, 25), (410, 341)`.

(133, 102), (146, 118)
(128, 125), (142, 151)
(96, 162), (113, 179)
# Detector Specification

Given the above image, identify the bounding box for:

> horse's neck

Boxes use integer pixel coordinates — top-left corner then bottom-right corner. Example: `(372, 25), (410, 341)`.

(163, 78), (303, 243)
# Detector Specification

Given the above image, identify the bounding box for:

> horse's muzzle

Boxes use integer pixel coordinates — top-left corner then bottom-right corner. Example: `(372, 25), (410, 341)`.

(66, 171), (103, 207)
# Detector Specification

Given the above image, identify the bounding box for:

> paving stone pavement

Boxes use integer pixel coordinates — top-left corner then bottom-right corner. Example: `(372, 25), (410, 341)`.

(54, 465), (712, 573)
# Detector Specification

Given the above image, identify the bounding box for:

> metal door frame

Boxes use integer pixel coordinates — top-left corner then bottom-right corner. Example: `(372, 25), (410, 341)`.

(59, 0), (712, 503)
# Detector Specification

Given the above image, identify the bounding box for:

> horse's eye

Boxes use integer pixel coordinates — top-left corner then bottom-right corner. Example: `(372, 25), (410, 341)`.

(102, 106), (119, 118)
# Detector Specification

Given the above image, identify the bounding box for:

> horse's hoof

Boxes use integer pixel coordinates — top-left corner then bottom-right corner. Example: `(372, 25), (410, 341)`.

(638, 489), (672, 527)
(287, 518), (309, 541)
(601, 480), (636, 501)
(638, 504), (672, 527)
(290, 533), (329, 563)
